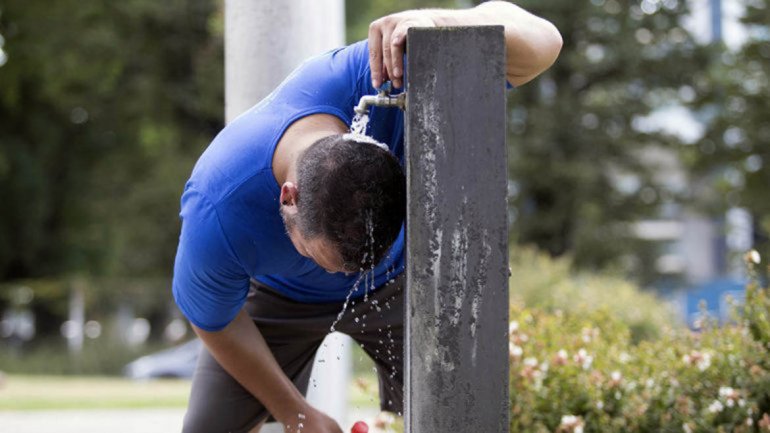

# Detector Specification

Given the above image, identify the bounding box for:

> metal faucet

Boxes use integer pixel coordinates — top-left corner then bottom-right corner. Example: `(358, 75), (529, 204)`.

(354, 82), (406, 115)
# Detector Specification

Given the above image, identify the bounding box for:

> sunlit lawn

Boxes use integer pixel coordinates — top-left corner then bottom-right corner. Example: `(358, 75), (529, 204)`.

(0, 375), (191, 410)
(0, 373), (380, 411)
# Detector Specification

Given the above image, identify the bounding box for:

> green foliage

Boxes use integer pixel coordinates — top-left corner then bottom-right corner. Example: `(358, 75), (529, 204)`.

(508, 271), (770, 432)
(0, 0), (223, 279)
(504, 0), (710, 281)
(744, 256), (770, 353)
(510, 247), (677, 342)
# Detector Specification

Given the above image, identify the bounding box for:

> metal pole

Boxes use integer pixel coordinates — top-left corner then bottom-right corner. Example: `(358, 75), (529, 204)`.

(225, 0), (345, 123)
(405, 27), (510, 433)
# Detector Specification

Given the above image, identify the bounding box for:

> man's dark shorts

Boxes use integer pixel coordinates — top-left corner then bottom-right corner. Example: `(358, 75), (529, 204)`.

(182, 275), (404, 433)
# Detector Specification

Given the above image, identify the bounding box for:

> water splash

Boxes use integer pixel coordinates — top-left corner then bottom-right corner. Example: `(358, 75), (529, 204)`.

(350, 112), (369, 135)
(329, 271), (367, 333)
(343, 132), (389, 151)
(345, 113), (389, 151)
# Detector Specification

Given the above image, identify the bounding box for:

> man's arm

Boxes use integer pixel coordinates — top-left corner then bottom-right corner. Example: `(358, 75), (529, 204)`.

(193, 309), (343, 433)
(367, 1), (563, 89)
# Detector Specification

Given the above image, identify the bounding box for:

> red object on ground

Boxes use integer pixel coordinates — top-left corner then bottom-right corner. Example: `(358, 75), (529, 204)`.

(351, 421), (369, 433)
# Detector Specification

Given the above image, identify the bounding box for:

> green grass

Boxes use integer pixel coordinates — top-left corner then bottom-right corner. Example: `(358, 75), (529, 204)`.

(0, 372), (382, 412)
(0, 375), (191, 411)
(0, 343), (385, 411)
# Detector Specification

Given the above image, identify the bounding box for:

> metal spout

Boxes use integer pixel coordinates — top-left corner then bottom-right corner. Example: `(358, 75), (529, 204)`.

(354, 82), (406, 115)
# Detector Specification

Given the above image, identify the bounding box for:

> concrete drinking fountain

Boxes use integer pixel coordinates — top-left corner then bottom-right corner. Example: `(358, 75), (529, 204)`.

(353, 26), (510, 433)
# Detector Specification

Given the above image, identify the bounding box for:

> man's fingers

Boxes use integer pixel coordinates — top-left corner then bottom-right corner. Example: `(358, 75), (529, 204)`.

(368, 22), (384, 89)
(369, 12), (437, 89)
(381, 27), (394, 88)
(390, 23), (409, 89)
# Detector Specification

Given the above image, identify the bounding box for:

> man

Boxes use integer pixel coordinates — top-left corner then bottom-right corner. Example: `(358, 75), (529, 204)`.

(173, 2), (562, 432)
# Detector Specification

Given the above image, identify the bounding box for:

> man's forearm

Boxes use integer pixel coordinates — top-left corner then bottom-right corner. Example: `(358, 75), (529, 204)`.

(431, 2), (563, 86)
(367, 1), (562, 89)
(192, 308), (305, 424)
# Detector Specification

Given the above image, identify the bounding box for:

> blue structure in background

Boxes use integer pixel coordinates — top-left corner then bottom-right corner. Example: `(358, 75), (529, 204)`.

(681, 278), (745, 328)
(710, 0), (723, 43)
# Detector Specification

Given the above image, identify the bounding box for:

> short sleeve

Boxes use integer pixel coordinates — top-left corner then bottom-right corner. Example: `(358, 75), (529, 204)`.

(267, 40), (374, 122)
(172, 187), (250, 332)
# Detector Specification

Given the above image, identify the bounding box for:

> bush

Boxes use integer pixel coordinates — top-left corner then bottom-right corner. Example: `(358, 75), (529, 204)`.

(509, 247), (677, 342)
(508, 254), (770, 433)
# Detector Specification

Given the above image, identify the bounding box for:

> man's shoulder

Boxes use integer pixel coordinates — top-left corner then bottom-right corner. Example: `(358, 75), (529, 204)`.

(189, 111), (284, 203)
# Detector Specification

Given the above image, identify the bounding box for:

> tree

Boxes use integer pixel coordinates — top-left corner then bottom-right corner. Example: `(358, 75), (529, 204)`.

(685, 0), (770, 280)
(0, 0), (224, 280)
(494, 0), (710, 281)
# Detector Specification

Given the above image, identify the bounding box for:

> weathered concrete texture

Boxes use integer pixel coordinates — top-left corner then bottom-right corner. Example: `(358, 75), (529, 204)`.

(405, 27), (509, 433)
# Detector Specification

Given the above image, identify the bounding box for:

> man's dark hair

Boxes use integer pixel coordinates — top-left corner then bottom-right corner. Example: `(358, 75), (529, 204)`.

(295, 134), (405, 272)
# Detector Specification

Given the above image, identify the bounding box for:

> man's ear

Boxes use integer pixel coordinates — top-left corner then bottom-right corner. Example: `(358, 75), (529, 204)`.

(279, 182), (299, 214)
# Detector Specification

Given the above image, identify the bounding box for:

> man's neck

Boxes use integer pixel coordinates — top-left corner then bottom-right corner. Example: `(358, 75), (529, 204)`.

(273, 114), (348, 185)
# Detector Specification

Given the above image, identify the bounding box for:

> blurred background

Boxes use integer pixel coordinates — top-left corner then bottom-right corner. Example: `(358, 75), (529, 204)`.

(0, 0), (768, 431)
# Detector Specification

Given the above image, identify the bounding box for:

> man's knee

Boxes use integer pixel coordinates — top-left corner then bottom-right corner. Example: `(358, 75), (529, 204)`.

(181, 409), (221, 433)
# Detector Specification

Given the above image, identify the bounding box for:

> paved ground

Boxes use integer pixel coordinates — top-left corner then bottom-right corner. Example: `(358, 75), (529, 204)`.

(0, 407), (381, 433)
(0, 408), (185, 433)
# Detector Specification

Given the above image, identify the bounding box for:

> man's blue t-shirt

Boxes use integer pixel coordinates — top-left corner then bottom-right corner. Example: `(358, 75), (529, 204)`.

(172, 40), (406, 332)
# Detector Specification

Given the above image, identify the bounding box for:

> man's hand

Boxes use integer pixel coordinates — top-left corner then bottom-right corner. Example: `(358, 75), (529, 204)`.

(368, 11), (435, 90)
(283, 405), (343, 433)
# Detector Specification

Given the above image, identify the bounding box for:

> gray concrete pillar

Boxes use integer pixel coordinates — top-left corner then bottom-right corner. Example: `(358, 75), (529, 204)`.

(225, 0), (345, 123)
(405, 27), (510, 433)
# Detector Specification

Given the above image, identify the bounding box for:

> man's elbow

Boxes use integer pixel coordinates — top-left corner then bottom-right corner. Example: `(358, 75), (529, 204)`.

(540, 21), (563, 72)
(528, 20), (562, 77)
(507, 22), (563, 86)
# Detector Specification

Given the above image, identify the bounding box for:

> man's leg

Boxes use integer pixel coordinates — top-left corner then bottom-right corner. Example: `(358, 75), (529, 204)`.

(182, 275), (406, 431)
